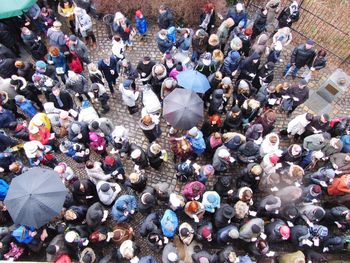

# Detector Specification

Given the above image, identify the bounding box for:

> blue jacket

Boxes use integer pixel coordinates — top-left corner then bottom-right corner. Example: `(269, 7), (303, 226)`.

(12, 226), (36, 244)
(156, 33), (173, 54)
(177, 33), (193, 51)
(161, 209), (178, 237)
(16, 100), (37, 118)
(48, 52), (68, 73)
(186, 131), (206, 155)
(226, 8), (248, 27)
(222, 51), (240, 76)
(0, 108), (16, 128)
(112, 194), (137, 222)
(341, 135), (350, 153)
(135, 16), (148, 35)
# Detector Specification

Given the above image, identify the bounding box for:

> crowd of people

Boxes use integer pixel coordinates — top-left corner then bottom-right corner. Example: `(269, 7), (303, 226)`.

(0, 0), (349, 262)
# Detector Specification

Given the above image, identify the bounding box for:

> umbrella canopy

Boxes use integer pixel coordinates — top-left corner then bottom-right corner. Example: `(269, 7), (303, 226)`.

(176, 69), (211, 93)
(4, 167), (67, 228)
(0, 0), (37, 19)
(163, 88), (204, 130)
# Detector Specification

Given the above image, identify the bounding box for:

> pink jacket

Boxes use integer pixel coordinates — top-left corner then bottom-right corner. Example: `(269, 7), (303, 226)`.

(182, 181), (206, 200)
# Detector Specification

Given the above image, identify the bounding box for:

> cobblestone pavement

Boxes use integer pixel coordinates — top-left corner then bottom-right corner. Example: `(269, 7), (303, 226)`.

(32, 18), (350, 261)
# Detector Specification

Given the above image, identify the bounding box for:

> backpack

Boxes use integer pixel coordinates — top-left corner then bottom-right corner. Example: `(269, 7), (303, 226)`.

(280, 97), (294, 112)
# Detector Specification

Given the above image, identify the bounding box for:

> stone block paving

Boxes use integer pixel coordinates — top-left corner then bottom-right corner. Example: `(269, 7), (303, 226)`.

(48, 18), (350, 261)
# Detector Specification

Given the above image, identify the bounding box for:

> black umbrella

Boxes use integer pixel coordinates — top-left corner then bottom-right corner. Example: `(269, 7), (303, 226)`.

(4, 167), (67, 228)
(163, 88), (204, 130)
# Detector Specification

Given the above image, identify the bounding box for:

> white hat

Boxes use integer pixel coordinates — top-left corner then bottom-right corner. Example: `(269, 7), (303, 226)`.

(188, 127), (199, 137)
(236, 3), (244, 11)
(168, 252), (178, 262)
(131, 149), (141, 159)
(24, 142), (39, 158)
(114, 12), (124, 20)
(65, 231), (78, 243)
(218, 148), (230, 158)
(32, 118), (43, 126)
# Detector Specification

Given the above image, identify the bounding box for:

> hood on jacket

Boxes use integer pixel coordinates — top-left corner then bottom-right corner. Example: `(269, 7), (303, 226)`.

(229, 50), (240, 62)
(152, 64), (167, 79)
(212, 89), (224, 99)
(256, 33), (269, 45)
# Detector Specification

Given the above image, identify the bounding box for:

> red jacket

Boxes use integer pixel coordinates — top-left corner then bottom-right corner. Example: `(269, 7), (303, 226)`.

(29, 126), (51, 145)
(68, 53), (83, 74)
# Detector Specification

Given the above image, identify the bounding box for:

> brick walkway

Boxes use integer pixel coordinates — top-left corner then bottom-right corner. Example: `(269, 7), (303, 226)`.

(44, 18), (350, 261)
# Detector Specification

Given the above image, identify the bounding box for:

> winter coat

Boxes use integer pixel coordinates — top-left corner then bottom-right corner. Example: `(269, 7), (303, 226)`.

(46, 234), (68, 262)
(265, 219), (287, 242)
(186, 131), (206, 155)
(96, 180), (121, 205)
(192, 32), (209, 54)
(322, 139), (343, 156)
(239, 218), (265, 242)
(47, 28), (66, 49)
(138, 187), (157, 214)
(72, 179), (99, 205)
(86, 162), (111, 184)
(323, 236), (350, 252)
(193, 250), (218, 263)
(98, 57), (118, 83)
(327, 174), (350, 196)
(250, 34), (269, 55)
(68, 121), (89, 143)
(290, 44), (316, 68)
(140, 212), (160, 237)
(215, 204), (235, 228)
(116, 60), (138, 81)
(0, 58), (17, 79)
(49, 90), (73, 111)
(252, 11), (267, 36)
(286, 84), (309, 107)
(156, 33), (173, 54)
(277, 2), (300, 28)
(86, 202), (104, 228)
(260, 133), (280, 157)
(112, 18), (133, 41)
(162, 242), (179, 263)
(279, 251), (305, 263)
(129, 143), (149, 169)
(214, 176), (233, 197)
(139, 118), (161, 143)
(16, 100), (37, 118)
(161, 209), (178, 238)
(341, 135), (350, 153)
(309, 167), (335, 186)
(75, 8), (93, 37)
(202, 191), (221, 213)
(222, 50), (241, 77)
(290, 225), (310, 247)
(330, 153), (350, 172)
(298, 204), (325, 223)
(158, 10), (174, 29)
(237, 142), (260, 164)
(287, 113), (311, 135)
(125, 173), (147, 193)
(119, 83), (137, 107)
(66, 74), (88, 94)
(183, 181), (206, 200)
(227, 7), (248, 26)
(212, 145), (231, 172)
(238, 52), (260, 81)
(303, 133), (327, 151)
(48, 52), (68, 74)
(217, 225), (239, 244)
(136, 16), (148, 35)
(112, 194), (137, 222)
(69, 39), (90, 63)
(208, 89), (224, 115)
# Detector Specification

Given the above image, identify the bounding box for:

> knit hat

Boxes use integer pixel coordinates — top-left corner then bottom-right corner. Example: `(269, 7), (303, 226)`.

(230, 37), (243, 51)
(89, 132), (99, 142)
(135, 10), (143, 18)
(291, 144), (302, 155)
(244, 28), (253, 36)
(236, 3), (244, 11)
(314, 208), (325, 221)
(223, 205), (235, 219)
(14, 95), (25, 102)
(70, 123), (81, 134)
(222, 77), (231, 85)
(150, 143), (162, 155)
(202, 52), (212, 66)
(218, 148), (230, 158)
(228, 228), (239, 239)
(251, 164), (262, 175)
(129, 172), (140, 183)
(69, 35), (77, 42)
(100, 183), (110, 192)
(306, 39), (315, 45)
(53, 20), (62, 28)
(208, 34), (219, 46)
(188, 127), (199, 137)
(206, 193), (217, 203)
(312, 185), (322, 194)
(269, 154), (279, 165)
(131, 149), (141, 159)
(141, 193), (155, 204)
(65, 231), (78, 243)
(251, 224), (261, 234)
(201, 227), (211, 238)
(104, 156), (115, 166)
(36, 60), (47, 69)
(180, 227), (190, 237)
(238, 79), (249, 90)
(123, 79), (132, 89)
(279, 225), (290, 240)
(197, 29), (206, 37)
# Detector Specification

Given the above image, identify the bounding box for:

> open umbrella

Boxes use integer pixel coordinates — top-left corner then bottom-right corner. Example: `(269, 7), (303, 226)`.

(4, 167), (67, 228)
(176, 69), (211, 93)
(0, 0), (37, 19)
(163, 88), (203, 130)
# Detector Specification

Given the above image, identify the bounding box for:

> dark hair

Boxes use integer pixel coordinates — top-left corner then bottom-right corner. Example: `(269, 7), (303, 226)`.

(59, 0), (73, 8)
(46, 245), (57, 255)
(85, 160), (94, 169)
(318, 49), (327, 57)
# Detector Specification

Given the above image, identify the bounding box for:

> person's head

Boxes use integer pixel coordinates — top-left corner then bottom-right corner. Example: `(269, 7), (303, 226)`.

(69, 35), (77, 45)
(320, 114), (330, 123)
(318, 49), (327, 58)
(46, 245), (58, 255)
(299, 79), (308, 88)
(142, 114), (153, 126)
(251, 224), (261, 234)
(212, 49), (224, 62)
(159, 5), (166, 14)
(64, 209), (77, 220)
(49, 46), (60, 57)
(262, 8), (268, 15)
(14, 60), (25, 69)
(85, 160), (94, 169)
(135, 10), (143, 18)
(214, 71), (223, 80)
(345, 153), (350, 161)
(143, 56), (151, 64)
(201, 227), (212, 241)
(9, 161), (22, 173)
(204, 3), (214, 13)
(242, 189), (252, 201)
(113, 34), (121, 42)
(305, 39), (315, 49)
(52, 86), (61, 96)
(236, 3), (244, 13)
(88, 63), (98, 72)
(187, 201), (199, 213)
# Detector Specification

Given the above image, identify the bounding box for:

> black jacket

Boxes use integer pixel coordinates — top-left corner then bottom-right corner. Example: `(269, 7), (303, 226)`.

(291, 44), (316, 68)
(49, 90), (74, 111)
(0, 58), (17, 78)
(158, 10), (174, 29)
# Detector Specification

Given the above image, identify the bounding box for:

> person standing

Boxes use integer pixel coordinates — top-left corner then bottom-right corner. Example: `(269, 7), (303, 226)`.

(277, 0), (300, 28)
(57, 0), (76, 34)
(47, 21), (67, 52)
(157, 5), (174, 30)
(74, 7), (97, 49)
(97, 57), (118, 94)
(135, 10), (148, 42)
(68, 35), (91, 64)
(284, 39), (316, 78)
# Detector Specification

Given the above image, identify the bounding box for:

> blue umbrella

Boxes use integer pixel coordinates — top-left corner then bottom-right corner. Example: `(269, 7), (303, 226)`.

(176, 69), (211, 93)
